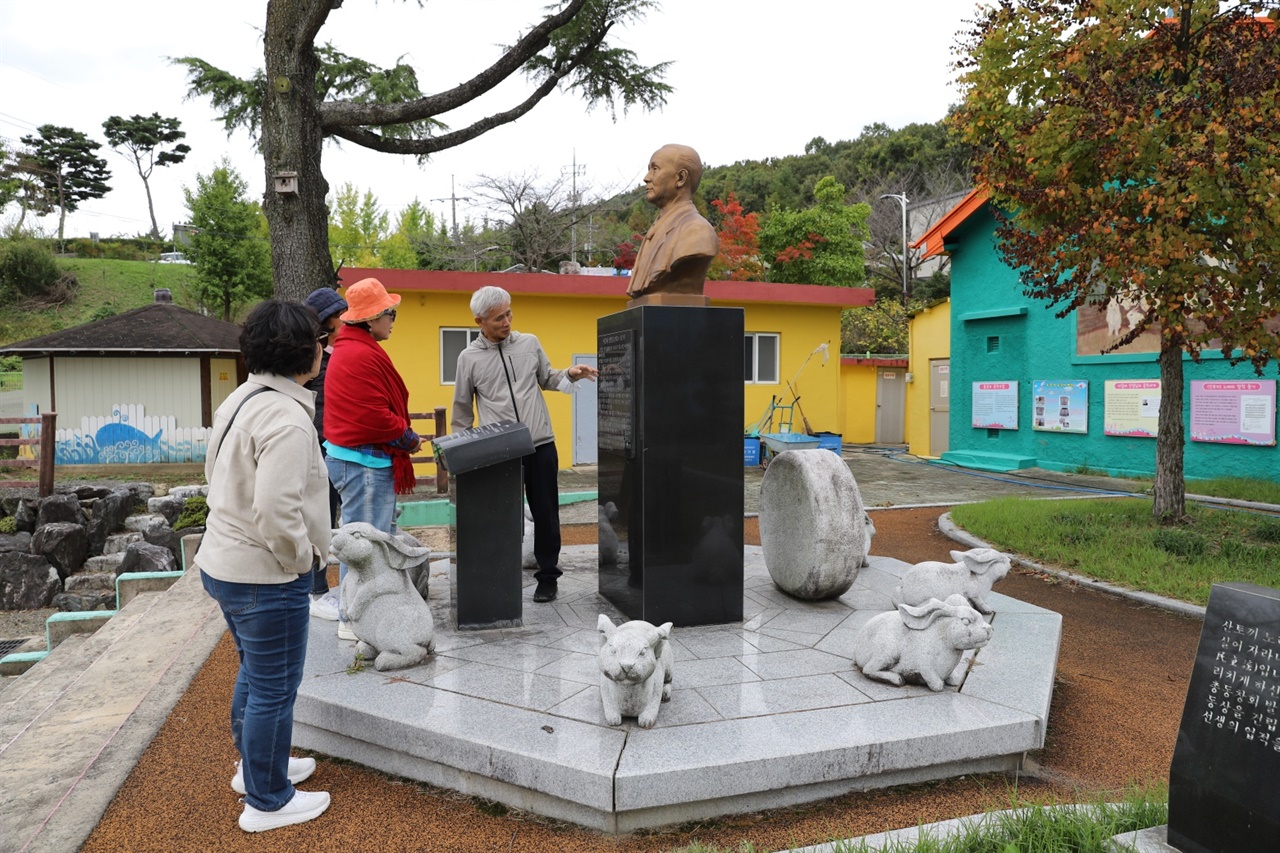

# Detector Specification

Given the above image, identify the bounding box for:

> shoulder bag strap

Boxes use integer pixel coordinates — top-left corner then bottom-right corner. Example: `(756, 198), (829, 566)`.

(211, 386), (274, 466)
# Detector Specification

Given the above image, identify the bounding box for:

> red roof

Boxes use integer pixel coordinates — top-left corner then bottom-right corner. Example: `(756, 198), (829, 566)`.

(338, 268), (873, 308)
(912, 188), (990, 260)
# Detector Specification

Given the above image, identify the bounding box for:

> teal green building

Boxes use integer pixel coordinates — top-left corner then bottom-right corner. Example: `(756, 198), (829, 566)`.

(915, 190), (1280, 482)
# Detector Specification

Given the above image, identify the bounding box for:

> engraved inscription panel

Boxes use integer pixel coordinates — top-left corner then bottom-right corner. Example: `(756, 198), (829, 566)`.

(598, 329), (635, 456)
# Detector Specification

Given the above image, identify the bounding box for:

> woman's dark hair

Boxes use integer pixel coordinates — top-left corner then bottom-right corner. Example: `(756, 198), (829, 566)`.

(240, 299), (321, 377)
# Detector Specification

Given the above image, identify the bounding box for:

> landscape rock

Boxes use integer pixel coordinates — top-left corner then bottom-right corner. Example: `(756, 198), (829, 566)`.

(53, 591), (116, 612)
(147, 495), (185, 526)
(36, 494), (88, 528)
(759, 449), (866, 600)
(104, 532), (145, 555)
(0, 532), (33, 554)
(120, 482), (156, 502)
(118, 541), (178, 574)
(65, 571), (118, 592)
(72, 486), (113, 501)
(86, 490), (135, 555)
(0, 552), (61, 610)
(14, 499), (36, 533)
(30, 522), (89, 579)
(142, 525), (182, 561)
(168, 485), (208, 500)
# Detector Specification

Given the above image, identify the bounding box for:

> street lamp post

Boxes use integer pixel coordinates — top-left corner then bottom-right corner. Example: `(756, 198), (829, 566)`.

(878, 193), (910, 302)
(472, 245), (500, 271)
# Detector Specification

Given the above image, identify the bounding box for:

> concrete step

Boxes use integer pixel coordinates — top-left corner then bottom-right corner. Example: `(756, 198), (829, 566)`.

(0, 569), (226, 852)
(103, 531), (144, 554)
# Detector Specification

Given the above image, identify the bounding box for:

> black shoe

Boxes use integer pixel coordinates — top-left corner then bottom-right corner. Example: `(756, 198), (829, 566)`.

(533, 580), (558, 603)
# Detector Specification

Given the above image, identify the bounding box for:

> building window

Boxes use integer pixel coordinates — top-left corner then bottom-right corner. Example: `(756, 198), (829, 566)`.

(745, 333), (779, 384)
(441, 328), (480, 384)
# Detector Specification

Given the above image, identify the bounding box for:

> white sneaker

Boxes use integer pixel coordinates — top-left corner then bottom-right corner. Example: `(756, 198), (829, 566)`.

(309, 591), (340, 621)
(238, 789), (330, 832)
(337, 621), (357, 641)
(230, 756), (316, 795)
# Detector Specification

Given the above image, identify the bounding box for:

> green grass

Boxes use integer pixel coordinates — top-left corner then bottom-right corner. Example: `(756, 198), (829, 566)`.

(950, 497), (1280, 604)
(1186, 475), (1280, 504)
(664, 786), (1166, 853)
(0, 258), (202, 346)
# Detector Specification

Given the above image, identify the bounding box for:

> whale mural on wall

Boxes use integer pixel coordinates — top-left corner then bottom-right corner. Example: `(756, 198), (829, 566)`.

(51, 403), (213, 464)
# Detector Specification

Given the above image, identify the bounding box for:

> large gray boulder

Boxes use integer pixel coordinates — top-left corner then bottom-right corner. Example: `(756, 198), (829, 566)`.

(142, 524), (182, 562)
(118, 541), (179, 575)
(147, 495), (186, 527)
(36, 494), (88, 528)
(0, 552), (61, 610)
(0, 532), (33, 554)
(31, 522), (89, 579)
(759, 449), (866, 600)
(53, 591), (116, 612)
(14, 499), (37, 533)
(87, 489), (136, 556)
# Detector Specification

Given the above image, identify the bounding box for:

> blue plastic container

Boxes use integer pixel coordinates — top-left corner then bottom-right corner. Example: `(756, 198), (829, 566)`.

(744, 437), (761, 466)
(814, 432), (842, 455)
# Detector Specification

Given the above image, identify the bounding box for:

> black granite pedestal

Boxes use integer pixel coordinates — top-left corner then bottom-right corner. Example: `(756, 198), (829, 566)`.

(1168, 581), (1280, 853)
(434, 423), (534, 631)
(597, 305), (744, 627)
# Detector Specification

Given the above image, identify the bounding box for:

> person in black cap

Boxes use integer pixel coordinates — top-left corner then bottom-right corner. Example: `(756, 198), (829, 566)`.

(303, 286), (348, 620)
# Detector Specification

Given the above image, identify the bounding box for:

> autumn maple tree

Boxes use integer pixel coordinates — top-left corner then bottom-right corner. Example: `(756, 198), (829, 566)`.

(708, 192), (764, 280)
(953, 0), (1280, 522)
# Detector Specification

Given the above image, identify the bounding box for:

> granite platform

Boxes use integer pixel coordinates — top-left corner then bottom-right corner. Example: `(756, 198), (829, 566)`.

(293, 544), (1062, 834)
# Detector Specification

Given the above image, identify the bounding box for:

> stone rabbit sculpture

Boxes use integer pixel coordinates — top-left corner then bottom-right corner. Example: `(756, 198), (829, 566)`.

(333, 522), (435, 671)
(892, 547), (1011, 617)
(597, 615), (674, 728)
(598, 502), (620, 565)
(852, 594), (993, 692)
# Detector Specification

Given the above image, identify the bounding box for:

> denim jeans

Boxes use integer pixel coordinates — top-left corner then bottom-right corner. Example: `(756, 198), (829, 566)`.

(201, 570), (310, 811)
(324, 457), (397, 609)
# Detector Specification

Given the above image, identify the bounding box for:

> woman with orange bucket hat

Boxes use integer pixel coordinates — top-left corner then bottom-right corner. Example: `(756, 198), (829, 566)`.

(321, 277), (421, 640)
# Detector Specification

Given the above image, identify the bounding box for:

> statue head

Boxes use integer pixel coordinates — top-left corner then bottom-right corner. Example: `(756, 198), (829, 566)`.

(644, 144), (703, 210)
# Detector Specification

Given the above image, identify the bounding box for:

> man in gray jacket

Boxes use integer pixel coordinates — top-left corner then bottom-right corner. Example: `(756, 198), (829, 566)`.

(452, 286), (599, 602)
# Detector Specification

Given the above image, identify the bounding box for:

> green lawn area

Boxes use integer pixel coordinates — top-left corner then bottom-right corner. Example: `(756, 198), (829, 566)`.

(0, 259), (201, 347)
(951, 496), (1280, 605)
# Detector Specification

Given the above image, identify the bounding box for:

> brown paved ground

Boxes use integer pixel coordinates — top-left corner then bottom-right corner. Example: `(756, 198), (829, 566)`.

(82, 508), (1202, 852)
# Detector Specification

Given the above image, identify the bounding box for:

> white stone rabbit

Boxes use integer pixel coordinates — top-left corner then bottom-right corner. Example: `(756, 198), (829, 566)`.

(597, 615), (673, 728)
(334, 522), (435, 671)
(892, 547), (1011, 617)
(852, 594), (993, 692)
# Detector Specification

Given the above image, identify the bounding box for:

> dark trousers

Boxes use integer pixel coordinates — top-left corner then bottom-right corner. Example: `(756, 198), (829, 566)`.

(311, 452), (341, 596)
(522, 441), (561, 584)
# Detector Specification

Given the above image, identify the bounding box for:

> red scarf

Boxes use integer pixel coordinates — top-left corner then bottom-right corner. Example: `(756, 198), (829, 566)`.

(323, 326), (416, 495)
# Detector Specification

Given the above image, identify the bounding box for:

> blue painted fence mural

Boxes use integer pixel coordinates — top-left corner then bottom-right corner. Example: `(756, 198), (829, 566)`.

(52, 403), (212, 464)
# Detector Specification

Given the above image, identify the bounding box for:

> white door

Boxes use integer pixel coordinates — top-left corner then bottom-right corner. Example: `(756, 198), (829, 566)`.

(930, 359), (950, 456)
(572, 353), (598, 464)
(874, 368), (906, 443)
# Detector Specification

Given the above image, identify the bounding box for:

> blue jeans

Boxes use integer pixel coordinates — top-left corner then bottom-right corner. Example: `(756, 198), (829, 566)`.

(325, 458), (397, 605)
(201, 570), (310, 811)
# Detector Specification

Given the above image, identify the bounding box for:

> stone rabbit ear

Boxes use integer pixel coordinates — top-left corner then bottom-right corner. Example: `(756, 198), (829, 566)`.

(655, 622), (673, 640)
(597, 614), (616, 637)
(898, 598), (952, 630)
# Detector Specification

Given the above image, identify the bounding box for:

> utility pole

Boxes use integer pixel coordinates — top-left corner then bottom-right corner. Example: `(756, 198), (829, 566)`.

(561, 150), (586, 263)
(431, 175), (473, 242)
(878, 193), (910, 304)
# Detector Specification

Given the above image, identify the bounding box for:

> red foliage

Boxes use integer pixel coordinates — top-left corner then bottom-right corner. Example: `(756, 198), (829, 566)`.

(774, 232), (826, 265)
(710, 192), (763, 280)
(612, 233), (643, 271)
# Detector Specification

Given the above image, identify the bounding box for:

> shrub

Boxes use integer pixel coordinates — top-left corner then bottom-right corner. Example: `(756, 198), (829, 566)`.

(173, 495), (209, 530)
(0, 515), (16, 534)
(0, 238), (62, 299)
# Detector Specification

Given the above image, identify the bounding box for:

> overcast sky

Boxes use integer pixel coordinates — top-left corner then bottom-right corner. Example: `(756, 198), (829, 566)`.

(0, 0), (983, 242)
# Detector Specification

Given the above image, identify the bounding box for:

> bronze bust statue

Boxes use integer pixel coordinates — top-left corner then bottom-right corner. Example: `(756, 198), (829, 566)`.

(626, 144), (719, 303)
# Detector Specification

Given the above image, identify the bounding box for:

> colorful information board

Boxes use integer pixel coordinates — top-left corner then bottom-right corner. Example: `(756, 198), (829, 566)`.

(971, 381), (1019, 430)
(1032, 380), (1089, 433)
(1190, 380), (1276, 446)
(1104, 380), (1161, 438)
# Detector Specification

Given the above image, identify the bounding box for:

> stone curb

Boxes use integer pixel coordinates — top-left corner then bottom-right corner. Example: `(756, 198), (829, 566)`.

(936, 513), (1206, 622)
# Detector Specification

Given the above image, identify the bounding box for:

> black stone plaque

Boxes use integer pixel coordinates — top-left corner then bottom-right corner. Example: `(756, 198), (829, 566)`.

(1168, 581), (1280, 853)
(597, 305), (744, 627)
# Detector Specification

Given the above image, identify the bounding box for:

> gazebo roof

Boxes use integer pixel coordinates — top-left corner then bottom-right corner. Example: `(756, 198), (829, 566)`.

(0, 302), (241, 356)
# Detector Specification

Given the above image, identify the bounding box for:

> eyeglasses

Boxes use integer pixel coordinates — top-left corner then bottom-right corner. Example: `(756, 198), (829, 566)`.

(316, 331), (330, 343)
(381, 308), (398, 320)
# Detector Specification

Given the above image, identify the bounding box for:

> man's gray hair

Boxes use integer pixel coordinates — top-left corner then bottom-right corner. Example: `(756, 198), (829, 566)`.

(470, 286), (511, 319)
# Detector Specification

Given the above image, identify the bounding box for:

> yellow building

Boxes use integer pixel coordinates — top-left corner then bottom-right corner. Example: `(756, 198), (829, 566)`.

(338, 269), (871, 475)
(905, 298), (952, 458)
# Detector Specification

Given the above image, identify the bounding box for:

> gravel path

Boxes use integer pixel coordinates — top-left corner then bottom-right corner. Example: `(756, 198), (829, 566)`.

(79, 507), (1200, 852)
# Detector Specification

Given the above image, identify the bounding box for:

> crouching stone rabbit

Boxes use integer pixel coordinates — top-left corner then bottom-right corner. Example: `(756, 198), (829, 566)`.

(597, 615), (673, 728)
(333, 522), (435, 671)
(852, 594), (993, 692)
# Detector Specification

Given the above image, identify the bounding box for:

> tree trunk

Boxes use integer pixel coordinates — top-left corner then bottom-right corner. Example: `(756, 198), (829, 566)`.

(262, 0), (333, 303)
(1153, 333), (1186, 523)
(143, 176), (160, 241)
